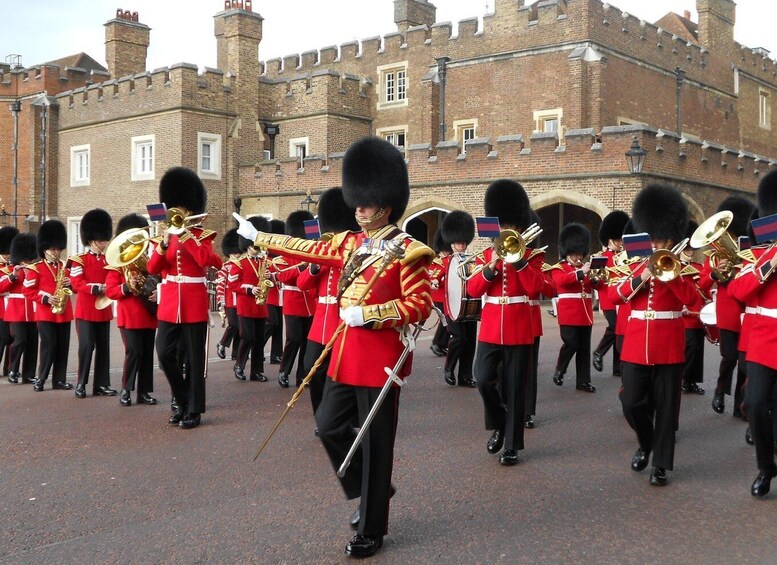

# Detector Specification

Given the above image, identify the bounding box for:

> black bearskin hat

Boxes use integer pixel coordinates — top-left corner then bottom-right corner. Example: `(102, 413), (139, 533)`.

(80, 209), (113, 246)
(716, 195), (756, 238)
(686, 219), (699, 240)
(758, 169), (777, 218)
(0, 226), (19, 255)
(317, 187), (359, 234)
(285, 210), (314, 239)
(484, 179), (531, 231)
(632, 184), (688, 244)
(558, 223), (591, 257)
(622, 219), (635, 237)
(37, 220), (67, 258)
(269, 219), (285, 235)
(115, 213), (149, 237)
(341, 137), (409, 224)
(598, 210), (629, 246)
(159, 166), (207, 215)
(10, 233), (37, 265)
(441, 210), (475, 246)
(747, 208), (759, 246)
(239, 216), (270, 252)
(221, 228), (240, 256)
(432, 229), (447, 253)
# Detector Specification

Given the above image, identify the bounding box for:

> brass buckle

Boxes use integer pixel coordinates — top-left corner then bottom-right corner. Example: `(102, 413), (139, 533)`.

(581, 292), (588, 299)
(175, 275), (184, 283)
(499, 296), (508, 305)
(644, 310), (654, 320)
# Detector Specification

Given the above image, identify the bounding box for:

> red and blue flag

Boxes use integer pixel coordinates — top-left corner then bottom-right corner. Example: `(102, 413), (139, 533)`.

(623, 233), (653, 258)
(146, 203), (167, 222)
(476, 217), (501, 238)
(303, 219), (321, 239)
(751, 213), (777, 244)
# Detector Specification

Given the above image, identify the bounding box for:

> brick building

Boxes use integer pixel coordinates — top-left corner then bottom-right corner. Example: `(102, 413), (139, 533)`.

(1, 0), (776, 259)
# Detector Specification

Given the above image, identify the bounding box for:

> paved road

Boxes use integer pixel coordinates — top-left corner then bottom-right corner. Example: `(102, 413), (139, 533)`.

(2, 309), (775, 564)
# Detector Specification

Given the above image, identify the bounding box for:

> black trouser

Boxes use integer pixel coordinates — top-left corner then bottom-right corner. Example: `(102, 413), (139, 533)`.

(0, 320), (12, 375)
(304, 340), (329, 415)
(279, 315), (312, 383)
(737, 351), (749, 418)
(76, 320), (111, 390)
(220, 307), (239, 350)
(120, 327), (155, 394)
(37, 321), (71, 384)
(525, 337), (540, 417)
(744, 362), (777, 473)
(594, 309), (620, 373)
(682, 327), (705, 386)
(556, 325), (592, 385)
(431, 301), (449, 350)
(475, 342), (531, 451)
(237, 316), (266, 377)
(263, 304), (283, 360)
(716, 329), (744, 397)
(316, 378), (399, 538)
(620, 362), (683, 470)
(445, 318), (477, 382)
(157, 321), (207, 414)
(9, 321), (38, 381)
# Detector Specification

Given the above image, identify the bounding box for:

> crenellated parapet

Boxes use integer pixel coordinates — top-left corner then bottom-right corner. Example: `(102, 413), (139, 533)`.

(259, 69), (371, 118)
(0, 64), (108, 97)
(241, 125), (772, 198)
(55, 63), (235, 128)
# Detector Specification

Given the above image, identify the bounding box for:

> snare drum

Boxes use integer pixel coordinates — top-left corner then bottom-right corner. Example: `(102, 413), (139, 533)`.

(699, 301), (720, 346)
(444, 254), (482, 322)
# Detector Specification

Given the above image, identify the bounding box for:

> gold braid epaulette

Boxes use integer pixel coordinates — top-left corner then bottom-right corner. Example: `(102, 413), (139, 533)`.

(401, 240), (435, 265)
(69, 254), (85, 266)
(25, 260), (41, 273)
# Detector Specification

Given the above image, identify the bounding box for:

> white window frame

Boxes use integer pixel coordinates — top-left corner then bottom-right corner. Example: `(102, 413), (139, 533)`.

(131, 134), (155, 181)
(197, 132), (222, 180)
(67, 217), (86, 256)
(759, 89), (771, 130)
(376, 126), (408, 154)
(453, 119), (478, 154)
(70, 144), (90, 187)
(733, 66), (740, 95)
(289, 137), (309, 167)
(377, 61), (409, 110)
(533, 108), (564, 137)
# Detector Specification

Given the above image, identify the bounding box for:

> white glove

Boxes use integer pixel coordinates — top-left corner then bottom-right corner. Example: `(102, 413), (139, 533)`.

(233, 212), (259, 242)
(339, 306), (365, 327)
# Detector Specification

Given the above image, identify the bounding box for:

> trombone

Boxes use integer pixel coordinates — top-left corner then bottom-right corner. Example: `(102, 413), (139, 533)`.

(690, 211), (740, 282)
(456, 224), (543, 281)
(624, 238), (689, 301)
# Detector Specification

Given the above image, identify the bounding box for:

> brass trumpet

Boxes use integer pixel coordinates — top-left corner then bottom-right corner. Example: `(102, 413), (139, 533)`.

(690, 211), (740, 282)
(166, 207), (207, 230)
(624, 238), (688, 300)
(456, 224), (543, 281)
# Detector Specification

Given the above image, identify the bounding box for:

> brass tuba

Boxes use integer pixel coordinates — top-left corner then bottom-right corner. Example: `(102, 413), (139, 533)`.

(99, 227), (155, 310)
(690, 211), (740, 282)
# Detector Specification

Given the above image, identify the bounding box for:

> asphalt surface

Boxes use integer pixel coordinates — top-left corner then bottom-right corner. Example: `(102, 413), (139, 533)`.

(2, 308), (776, 564)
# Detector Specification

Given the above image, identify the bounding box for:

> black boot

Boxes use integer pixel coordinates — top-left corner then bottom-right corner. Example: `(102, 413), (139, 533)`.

(712, 390), (725, 414)
(119, 389), (131, 406)
(278, 372), (289, 388)
(553, 371), (564, 387)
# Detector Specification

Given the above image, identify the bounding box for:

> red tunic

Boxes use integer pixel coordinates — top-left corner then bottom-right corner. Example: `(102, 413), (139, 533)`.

(551, 261), (603, 327)
(275, 257), (316, 317)
(254, 226), (434, 387)
(298, 264), (341, 345)
(227, 254), (269, 319)
(528, 251), (557, 338)
(728, 246), (777, 370)
(0, 263), (10, 319)
(23, 259), (74, 323)
(697, 256), (743, 332)
(146, 227), (222, 324)
(104, 267), (157, 329)
(466, 248), (546, 345)
(597, 248), (618, 312)
(1, 268), (35, 322)
(612, 262), (698, 365)
(429, 256), (446, 304)
(69, 251), (113, 322)
(679, 261), (707, 330)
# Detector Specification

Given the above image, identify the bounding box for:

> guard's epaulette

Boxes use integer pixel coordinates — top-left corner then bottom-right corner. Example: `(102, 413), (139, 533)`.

(401, 239), (435, 265)
(541, 262), (564, 272)
(229, 255), (245, 266)
(25, 260), (41, 273)
(528, 247), (547, 261)
(197, 229), (217, 241)
(327, 230), (353, 252)
(104, 265), (121, 272)
(69, 254), (85, 266)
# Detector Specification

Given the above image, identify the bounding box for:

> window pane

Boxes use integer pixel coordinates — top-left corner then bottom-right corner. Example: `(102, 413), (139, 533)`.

(202, 143), (211, 171)
(543, 118), (559, 133)
(385, 71), (395, 102)
(397, 70), (406, 101)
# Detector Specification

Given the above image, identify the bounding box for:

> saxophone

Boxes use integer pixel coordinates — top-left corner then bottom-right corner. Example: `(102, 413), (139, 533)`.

(50, 260), (72, 315)
(254, 253), (274, 306)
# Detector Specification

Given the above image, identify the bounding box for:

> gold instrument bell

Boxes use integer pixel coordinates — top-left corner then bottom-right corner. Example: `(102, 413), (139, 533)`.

(690, 211), (739, 282)
(166, 207), (207, 229)
(96, 228), (151, 310)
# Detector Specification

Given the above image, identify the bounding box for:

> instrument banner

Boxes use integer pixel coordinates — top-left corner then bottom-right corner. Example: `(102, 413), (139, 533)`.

(623, 233), (653, 258)
(146, 203), (168, 222)
(751, 213), (777, 244)
(476, 216), (501, 238)
(590, 255), (608, 269)
(303, 219), (321, 240)
(738, 235), (751, 251)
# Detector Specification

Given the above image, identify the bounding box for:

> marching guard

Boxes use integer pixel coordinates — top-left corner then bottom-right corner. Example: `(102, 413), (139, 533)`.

(428, 229), (450, 357)
(679, 221), (708, 395)
(0, 226), (19, 377)
(215, 228), (241, 361)
(147, 167), (222, 429)
(236, 136), (434, 558)
(262, 219), (285, 365)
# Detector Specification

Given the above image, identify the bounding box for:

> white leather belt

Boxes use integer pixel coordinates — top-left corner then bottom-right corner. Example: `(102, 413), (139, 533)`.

(318, 295), (337, 304)
(529, 299), (540, 306)
(165, 275), (206, 284)
(6, 293), (25, 299)
(484, 295), (528, 305)
(754, 306), (777, 319)
(630, 310), (681, 320)
(557, 292), (589, 299)
(745, 306), (758, 315)
(284, 285), (302, 292)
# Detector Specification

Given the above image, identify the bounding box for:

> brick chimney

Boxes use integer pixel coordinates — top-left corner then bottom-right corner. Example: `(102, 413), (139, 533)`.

(394, 0), (437, 34)
(104, 9), (150, 79)
(696, 0), (736, 55)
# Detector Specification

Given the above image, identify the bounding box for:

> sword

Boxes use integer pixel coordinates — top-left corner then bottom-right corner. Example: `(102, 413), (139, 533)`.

(337, 323), (424, 478)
